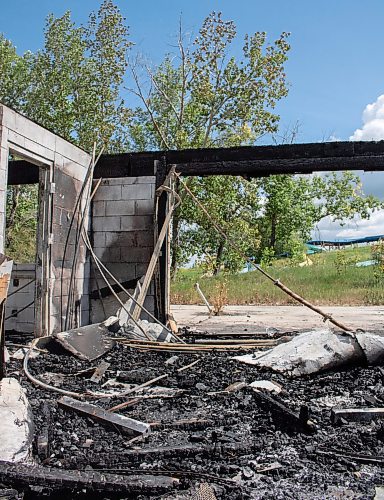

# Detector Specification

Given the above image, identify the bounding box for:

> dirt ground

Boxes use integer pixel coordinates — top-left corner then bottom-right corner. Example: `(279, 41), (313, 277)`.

(171, 305), (384, 334)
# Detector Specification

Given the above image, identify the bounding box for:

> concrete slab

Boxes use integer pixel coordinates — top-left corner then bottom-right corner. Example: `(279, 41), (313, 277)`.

(171, 305), (384, 334)
(0, 378), (34, 462)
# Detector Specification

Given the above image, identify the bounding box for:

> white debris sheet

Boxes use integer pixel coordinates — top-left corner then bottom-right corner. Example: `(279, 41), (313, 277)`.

(0, 377), (34, 462)
(233, 328), (384, 377)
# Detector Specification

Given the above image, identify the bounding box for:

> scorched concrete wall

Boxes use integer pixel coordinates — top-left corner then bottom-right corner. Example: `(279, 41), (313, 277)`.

(90, 176), (156, 323)
(0, 104), (92, 335)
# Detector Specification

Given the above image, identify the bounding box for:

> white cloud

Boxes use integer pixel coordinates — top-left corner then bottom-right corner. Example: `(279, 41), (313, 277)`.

(313, 210), (384, 241)
(350, 94), (384, 141)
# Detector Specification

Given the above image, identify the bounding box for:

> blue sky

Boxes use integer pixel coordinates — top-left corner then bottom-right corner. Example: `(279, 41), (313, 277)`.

(2, 0), (384, 237)
(3, 0), (384, 142)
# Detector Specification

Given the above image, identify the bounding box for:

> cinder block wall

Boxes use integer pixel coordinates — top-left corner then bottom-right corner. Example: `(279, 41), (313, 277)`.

(90, 176), (156, 323)
(0, 104), (92, 335)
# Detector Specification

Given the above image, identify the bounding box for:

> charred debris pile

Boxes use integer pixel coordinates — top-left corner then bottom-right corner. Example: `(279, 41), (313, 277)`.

(2, 324), (384, 499)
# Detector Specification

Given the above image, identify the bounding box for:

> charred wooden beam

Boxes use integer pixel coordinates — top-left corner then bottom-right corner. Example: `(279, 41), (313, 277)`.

(331, 407), (384, 424)
(36, 402), (50, 460)
(0, 461), (178, 495)
(58, 396), (151, 436)
(253, 390), (316, 433)
(8, 141), (384, 185)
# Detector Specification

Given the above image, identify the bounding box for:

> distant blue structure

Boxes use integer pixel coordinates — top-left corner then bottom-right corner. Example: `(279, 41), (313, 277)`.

(307, 235), (384, 247)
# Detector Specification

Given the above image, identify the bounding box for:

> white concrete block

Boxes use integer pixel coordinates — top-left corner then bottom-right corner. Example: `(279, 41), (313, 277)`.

(121, 215), (153, 231)
(94, 184), (122, 201)
(122, 183), (152, 200)
(92, 201), (106, 217)
(135, 199), (154, 215)
(105, 231), (136, 248)
(93, 216), (121, 232)
(105, 200), (135, 216)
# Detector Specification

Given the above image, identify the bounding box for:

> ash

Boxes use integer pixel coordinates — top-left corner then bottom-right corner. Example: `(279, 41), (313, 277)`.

(4, 334), (384, 499)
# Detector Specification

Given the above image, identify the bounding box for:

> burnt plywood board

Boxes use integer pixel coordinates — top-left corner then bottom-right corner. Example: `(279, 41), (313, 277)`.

(53, 323), (115, 361)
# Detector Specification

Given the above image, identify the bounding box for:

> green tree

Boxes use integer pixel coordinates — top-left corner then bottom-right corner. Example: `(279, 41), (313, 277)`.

(25, 0), (132, 152)
(180, 176), (261, 274)
(128, 12), (291, 274)
(258, 171), (383, 260)
(0, 1), (132, 261)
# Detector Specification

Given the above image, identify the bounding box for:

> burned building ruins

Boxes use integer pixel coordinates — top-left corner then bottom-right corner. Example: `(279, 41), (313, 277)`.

(1, 102), (384, 498)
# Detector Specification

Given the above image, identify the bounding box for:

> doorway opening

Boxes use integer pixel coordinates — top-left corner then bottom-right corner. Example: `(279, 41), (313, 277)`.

(5, 154), (52, 337)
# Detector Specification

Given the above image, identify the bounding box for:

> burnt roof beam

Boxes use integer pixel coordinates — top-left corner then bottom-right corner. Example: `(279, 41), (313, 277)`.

(6, 140), (384, 185)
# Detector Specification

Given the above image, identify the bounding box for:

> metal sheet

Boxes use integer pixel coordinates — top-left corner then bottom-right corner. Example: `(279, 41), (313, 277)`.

(53, 323), (116, 362)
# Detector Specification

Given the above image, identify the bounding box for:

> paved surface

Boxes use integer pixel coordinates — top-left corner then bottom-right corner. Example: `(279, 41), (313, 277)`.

(171, 305), (384, 334)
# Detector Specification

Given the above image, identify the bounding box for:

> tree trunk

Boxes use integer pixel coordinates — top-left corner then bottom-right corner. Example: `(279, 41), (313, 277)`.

(213, 240), (225, 276)
(5, 186), (20, 247)
(170, 207), (180, 281)
(269, 213), (277, 251)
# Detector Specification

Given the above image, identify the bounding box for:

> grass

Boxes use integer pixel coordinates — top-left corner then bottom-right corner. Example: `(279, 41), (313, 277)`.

(171, 246), (384, 306)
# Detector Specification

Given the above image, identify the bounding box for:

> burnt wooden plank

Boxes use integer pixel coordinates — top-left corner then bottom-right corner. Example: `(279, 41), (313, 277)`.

(0, 460), (177, 494)
(58, 396), (151, 436)
(331, 407), (384, 424)
(253, 390), (316, 433)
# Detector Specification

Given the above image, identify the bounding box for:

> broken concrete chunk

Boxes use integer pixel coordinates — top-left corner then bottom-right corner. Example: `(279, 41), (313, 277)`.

(355, 332), (384, 365)
(0, 377), (34, 462)
(123, 319), (174, 342)
(58, 396), (150, 436)
(375, 486), (384, 500)
(53, 322), (116, 361)
(249, 380), (282, 394)
(233, 329), (363, 376)
(165, 355), (179, 365)
(11, 348), (39, 360)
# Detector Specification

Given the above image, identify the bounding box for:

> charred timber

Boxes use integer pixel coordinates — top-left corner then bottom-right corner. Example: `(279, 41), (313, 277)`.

(0, 461), (178, 495)
(7, 140), (384, 185)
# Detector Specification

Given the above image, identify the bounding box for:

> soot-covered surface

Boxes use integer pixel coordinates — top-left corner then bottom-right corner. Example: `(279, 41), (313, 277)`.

(3, 333), (384, 499)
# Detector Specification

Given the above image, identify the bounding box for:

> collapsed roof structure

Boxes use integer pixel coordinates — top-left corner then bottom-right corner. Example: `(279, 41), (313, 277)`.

(1, 103), (384, 498)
